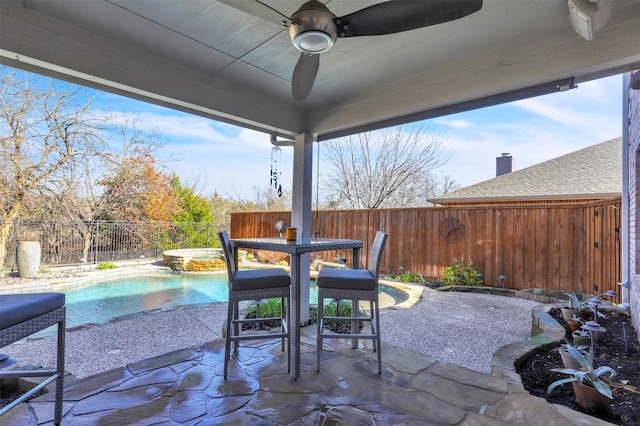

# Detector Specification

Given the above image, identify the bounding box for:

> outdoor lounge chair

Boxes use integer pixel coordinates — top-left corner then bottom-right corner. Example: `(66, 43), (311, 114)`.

(316, 231), (388, 374)
(0, 293), (65, 425)
(218, 231), (291, 379)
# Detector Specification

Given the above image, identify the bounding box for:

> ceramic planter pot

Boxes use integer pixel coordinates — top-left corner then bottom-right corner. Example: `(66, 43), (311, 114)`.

(559, 349), (582, 370)
(561, 308), (576, 322)
(571, 382), (611, 411)
(16, 241), (41, 278)
(561, 307), (592, 323)
(567, 320), (582, 332)
(572, 331), (591, 347)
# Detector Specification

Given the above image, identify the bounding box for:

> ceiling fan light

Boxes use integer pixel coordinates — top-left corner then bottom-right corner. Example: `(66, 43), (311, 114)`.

(293, 31), (333, 53)
(289, 3), (337, 54)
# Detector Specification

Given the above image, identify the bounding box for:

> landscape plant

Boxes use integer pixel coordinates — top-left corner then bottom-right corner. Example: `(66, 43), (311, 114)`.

(322, 300), (358, 333)
(256, 250), (289, 265)
(96, 262), (118, 270)
(547, 344), (617, 401)
(439, 257), (483, 286)
(245, 298), (283, 320)
(386, 271), (425, 283)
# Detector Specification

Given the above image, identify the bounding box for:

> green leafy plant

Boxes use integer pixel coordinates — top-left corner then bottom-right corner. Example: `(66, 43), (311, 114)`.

(245, 298), (283, 320)
(562, 292), (590, 310)
(439, 257), (483, 286)
(562, 292), (610, 321)
(547, 344), (617, 399)
(321, 300), (358, 333)
(322, 300), (353, 318)
(96, 262), (118, 270)
(386, 271), (425, 283)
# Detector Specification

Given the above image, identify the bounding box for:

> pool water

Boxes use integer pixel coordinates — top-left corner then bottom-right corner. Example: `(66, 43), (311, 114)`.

(34, 273), (406, 336)
(62, 274), (232, 329)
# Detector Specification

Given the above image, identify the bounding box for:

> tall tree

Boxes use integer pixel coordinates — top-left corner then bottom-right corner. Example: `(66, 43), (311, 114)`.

(0, 67), (106, 268)
(319, 124), (457, 209)
(170, 175), (214, 224)
(99, 151), (181, 222)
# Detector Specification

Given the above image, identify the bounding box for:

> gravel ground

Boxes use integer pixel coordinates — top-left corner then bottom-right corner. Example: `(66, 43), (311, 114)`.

(381, 288), (540, 373)
(1, 284), (541, 379)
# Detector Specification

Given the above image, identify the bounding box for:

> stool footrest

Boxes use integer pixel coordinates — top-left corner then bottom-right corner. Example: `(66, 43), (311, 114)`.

(0, 373), (59, 416)
(0, 368), (57, 379)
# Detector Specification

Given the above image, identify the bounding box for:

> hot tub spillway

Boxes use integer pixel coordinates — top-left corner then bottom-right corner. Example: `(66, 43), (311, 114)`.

(163, 248), (226, 272)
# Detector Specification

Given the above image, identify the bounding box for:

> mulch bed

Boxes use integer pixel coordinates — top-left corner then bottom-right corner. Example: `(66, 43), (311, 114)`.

(517, 308), (640, 425)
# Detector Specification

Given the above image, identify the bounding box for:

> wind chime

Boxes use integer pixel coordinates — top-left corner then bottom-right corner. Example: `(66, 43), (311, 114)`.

(270, 145), (283, 197)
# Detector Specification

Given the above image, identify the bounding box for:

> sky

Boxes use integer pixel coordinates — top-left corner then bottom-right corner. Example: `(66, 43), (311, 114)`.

(92, 73), (624, 199)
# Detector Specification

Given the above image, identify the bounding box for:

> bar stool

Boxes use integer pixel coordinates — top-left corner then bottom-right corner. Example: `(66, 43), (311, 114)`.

(0, 293), (66, 425)
(218, 231), (291, 379)
(316, 231), (388, 374)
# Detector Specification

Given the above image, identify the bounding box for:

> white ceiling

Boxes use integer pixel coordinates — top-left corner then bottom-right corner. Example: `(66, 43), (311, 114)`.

(1, 0), (639, 141)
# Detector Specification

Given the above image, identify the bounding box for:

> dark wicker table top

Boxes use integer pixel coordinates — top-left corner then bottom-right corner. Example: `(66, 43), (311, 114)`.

(230, 237), (362, 254)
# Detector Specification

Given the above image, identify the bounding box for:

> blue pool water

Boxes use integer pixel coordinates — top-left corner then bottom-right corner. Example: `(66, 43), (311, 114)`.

(35, 273), (406, 335)
(62, 274), (232, 329)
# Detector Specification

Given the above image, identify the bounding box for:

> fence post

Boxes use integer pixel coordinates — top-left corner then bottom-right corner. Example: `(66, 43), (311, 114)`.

(94, 220), (99, 264)
(156, 223), (160, 259)
(206, 223), (210, 248)
(12, 219), (18, 272)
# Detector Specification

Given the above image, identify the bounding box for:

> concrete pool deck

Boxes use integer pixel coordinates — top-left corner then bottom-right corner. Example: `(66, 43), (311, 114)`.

(1, 263), (612, 424)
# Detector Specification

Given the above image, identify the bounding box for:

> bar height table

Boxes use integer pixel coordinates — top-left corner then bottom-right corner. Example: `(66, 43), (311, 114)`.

(230, 237), (363, 379)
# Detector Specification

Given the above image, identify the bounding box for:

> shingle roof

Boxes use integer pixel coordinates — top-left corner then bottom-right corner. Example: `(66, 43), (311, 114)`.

(430, 137), (622, 204)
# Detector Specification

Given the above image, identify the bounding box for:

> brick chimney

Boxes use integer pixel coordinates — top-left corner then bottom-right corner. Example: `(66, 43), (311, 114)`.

(496, 153), (514, 176)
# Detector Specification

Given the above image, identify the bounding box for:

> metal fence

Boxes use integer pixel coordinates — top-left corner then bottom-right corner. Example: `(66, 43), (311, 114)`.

(1, 220), (218, 270)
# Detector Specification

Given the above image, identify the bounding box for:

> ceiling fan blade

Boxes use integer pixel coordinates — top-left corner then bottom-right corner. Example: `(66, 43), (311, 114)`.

(336, 0), (483, 37)
(292, 53), (320, 101)
(218, 0), (294, 26)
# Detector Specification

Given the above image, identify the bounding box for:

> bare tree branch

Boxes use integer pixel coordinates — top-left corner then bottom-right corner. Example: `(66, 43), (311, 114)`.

(320, 124), (456, 209)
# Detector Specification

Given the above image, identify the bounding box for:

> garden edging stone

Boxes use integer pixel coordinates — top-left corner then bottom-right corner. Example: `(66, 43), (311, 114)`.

(490, 303), (615, 425)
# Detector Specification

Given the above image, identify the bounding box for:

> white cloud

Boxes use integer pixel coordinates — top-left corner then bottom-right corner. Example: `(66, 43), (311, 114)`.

(442, 119), (472, 128)
(432, 75), (624, 188)
(96, 74), (625, 198)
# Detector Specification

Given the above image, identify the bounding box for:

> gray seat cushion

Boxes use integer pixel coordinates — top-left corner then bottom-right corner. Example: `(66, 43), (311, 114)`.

(316, 269), (375, 291)
(231, 268), (290, 291)
(0, 293), (65, 330)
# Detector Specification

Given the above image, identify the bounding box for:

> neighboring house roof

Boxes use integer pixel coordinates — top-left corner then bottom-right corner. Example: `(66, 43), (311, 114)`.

(430, 137), (622, 205)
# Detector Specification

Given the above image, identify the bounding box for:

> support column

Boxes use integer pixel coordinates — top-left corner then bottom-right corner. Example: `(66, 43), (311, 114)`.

(291, 132), (314, 324)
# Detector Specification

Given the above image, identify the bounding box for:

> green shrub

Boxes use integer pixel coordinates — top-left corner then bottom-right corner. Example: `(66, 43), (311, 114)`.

(96, 262), (118, 270)
(387, 271), (426, 283)
(242, 298), (285, 330)
(245, 298), (283, 319)
(322, 300), (356, 333)
(439, 257), (483, 286)
(322, 300), (353, 317)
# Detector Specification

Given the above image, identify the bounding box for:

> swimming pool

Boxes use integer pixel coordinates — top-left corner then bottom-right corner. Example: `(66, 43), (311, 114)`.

(42, 273), (408, 333)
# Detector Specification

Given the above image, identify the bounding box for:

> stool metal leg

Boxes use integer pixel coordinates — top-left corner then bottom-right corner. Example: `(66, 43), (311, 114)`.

(54, 314), (66, 425)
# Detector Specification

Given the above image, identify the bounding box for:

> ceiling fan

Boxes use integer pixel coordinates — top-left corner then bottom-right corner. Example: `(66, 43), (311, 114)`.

(221, 0), (484, 101)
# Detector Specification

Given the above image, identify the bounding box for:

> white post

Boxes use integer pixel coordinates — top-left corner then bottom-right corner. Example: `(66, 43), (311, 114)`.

(621, 73), (631, 308)
(291, 132), (314, 324)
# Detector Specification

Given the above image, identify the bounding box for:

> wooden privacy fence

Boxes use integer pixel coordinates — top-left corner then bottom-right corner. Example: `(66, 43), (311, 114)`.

(230, 198), (622, 303)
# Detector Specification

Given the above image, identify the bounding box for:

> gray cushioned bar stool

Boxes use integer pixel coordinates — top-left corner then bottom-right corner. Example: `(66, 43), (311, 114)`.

(0, 293), (65, 424)
(316, 231), (388, 374)
(218, 231), (291, 379)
